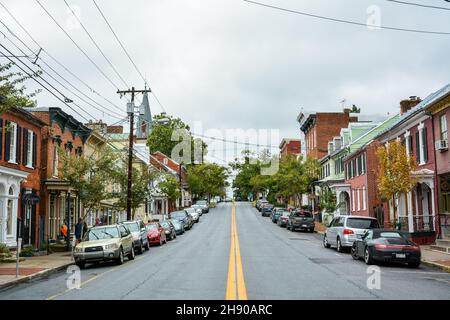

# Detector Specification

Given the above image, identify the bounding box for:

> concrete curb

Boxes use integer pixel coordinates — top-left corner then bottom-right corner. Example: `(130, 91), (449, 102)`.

(421, 260), (450, 273)
(0, 261), (74, 291)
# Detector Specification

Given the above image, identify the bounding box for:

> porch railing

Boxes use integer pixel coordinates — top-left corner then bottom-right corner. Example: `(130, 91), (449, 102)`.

(398, 215), (435, 233)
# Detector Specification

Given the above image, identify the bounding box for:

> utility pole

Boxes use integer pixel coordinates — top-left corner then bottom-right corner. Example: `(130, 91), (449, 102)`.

(117, 87), (151, 221)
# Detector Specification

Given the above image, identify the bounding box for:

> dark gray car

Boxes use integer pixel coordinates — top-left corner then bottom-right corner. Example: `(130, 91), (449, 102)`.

(120, 220), (150, 254)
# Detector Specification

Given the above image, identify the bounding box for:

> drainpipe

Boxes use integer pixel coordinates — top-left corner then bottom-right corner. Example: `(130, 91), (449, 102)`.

(429, 111), (440, 239)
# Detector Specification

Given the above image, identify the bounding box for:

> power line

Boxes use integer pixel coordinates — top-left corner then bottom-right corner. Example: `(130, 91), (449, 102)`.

(0, 22), (125, 120)
(243, 0), (450, 35)
(386, 0), (450, 11)
(35, 0), (122, 90)
(0, 1), (125, 113)
(63, 0), (129, 88)
(91, 0), (167, 113)
(192, 132), (279, 149)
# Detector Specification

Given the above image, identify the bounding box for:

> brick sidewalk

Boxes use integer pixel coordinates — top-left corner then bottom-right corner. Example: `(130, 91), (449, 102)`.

(421, 246), (450, 272)
(0, 252), (73, 290)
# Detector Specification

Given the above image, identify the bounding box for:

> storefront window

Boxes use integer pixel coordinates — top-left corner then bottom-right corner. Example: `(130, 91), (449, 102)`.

(6, 199), (13, 236)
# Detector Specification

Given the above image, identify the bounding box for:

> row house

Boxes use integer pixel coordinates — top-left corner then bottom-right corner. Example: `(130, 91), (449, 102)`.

(27, 107), (91, 243)
(0, 108), (43, 248)
(279, 138), (301, 159)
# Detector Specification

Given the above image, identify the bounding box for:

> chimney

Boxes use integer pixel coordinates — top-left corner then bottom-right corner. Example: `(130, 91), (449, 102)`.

(107, 125), (124, 134)
(400, 96), (421, 115)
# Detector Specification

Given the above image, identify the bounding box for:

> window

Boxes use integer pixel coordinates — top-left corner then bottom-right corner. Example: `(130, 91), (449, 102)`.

(362, 153), (366, 174)
(440, 114), (448, 141)
(9, 122), (17, 163)
(362, 187), (367, 210)
(357, 189), (361, 211)
(53, 145), (59, 177)
(352, 189), (356, 211)
(7, 199), (13, 236)
(407, 135), (413, 155)
(26, 129), (33, 167)
(422, 127), (428, 163)
(415, 131), (420, 164)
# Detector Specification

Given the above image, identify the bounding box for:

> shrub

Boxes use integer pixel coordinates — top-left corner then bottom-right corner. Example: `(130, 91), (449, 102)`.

(0, 243), (10, 254)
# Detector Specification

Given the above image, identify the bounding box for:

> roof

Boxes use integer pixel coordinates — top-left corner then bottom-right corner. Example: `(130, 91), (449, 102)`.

(376, 83), (450, 140)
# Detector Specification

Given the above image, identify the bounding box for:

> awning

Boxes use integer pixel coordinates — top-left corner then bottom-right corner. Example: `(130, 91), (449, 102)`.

(22, 193), (40, 205)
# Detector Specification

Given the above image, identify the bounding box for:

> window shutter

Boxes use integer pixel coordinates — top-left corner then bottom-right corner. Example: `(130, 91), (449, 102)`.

(23, 129), (28, 166)
(16, 125), (22, 163)
(32, 132), (37, 168)
(5, 120), (10, 161)
(0, 119), (3, 160)
(423, 128), (428, 163)
(415, 131), (420, 163)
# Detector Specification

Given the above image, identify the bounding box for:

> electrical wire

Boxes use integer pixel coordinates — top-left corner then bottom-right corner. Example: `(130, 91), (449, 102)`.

(35, 0), (121, 90)
(191, 132), (279, 149)
(386, 0), (450, 11)
(243, 0), (450, 35)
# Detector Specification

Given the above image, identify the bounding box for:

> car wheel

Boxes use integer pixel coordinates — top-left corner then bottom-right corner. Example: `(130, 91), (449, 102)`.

(336, 237), (344, 253)
(117, 248), (124, 265)
(138, 241), (144, 255)
(145, 240), (150, 251)
(128, 246), (135, 260)
(408, 261), (420, 268)
(310, 229), (315, 233)
(364, 247), (373, 265)
(159, 238), (163, 246)
(323, 235), (331, 248)
(351, 245), (359, 260)
(76, 261), (85, 269)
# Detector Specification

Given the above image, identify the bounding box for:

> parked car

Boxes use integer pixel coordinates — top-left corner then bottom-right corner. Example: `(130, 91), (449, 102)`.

(286, 210), (315, 232)
(146, 222), (167, 246)
(191, 204), (204, 216)
(256, 199), (268, 211)
(351, 229), (421, 268)
(185, 207), (200, 223)
(195, 200), (209, 213)
(169, 219), (185, 235)
(271, 208), (287, 223)
(160, 220), (177, 240)
(261, 204), (274, 217)
(323, 216), (380, 252)
(120, 220), (150, 254)
(73, 224), (135, 269)
(170, 210), (194, 230)
(277, 211), (290, 227)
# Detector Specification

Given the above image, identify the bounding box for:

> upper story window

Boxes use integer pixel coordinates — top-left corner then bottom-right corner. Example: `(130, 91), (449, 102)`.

(440, 114), (448, 141)
(53, 145), (59, 177)
(8, 122), (18, 163)
(23, 129), (36, 168)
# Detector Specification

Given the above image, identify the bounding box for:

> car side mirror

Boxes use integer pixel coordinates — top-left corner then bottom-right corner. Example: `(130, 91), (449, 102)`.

(121, 231), (128, 238)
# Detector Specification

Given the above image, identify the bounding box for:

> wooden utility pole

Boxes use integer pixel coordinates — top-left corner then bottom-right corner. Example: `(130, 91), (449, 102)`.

(117, 87), (151, 221)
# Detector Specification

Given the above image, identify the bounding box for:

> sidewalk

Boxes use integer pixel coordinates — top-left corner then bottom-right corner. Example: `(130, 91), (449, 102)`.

(421, 246), (450, 272)
(0, 252), (73, 290)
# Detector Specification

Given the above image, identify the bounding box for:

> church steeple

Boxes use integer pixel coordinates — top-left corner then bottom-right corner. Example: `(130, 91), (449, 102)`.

(136, 91), (152, 138)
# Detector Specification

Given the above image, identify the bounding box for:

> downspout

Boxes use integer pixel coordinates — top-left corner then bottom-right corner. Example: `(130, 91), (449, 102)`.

(429, 111), (440, 239)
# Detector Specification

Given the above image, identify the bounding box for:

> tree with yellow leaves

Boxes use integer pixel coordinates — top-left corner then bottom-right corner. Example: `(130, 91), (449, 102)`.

(377, 140), (417, 227)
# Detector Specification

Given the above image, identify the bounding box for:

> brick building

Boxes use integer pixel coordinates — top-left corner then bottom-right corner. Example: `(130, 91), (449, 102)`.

(279, 138), (301, 158)
(27, 107), (91, 243)
(0, 108), (44, 248)
(298, 111), (358, 160)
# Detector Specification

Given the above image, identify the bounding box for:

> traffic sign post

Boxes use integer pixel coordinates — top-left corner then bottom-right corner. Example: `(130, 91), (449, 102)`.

(16, 238), (22, 278)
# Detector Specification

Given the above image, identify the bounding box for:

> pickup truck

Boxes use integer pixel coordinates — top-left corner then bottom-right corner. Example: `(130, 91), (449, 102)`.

(286, 210), (315, 233)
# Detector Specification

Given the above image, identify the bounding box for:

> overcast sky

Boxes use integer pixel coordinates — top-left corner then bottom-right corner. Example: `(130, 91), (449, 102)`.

(1, 0), (450, 164)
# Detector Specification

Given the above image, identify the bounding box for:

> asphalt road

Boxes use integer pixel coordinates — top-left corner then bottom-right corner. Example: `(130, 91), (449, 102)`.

(1, 202), (450, 300)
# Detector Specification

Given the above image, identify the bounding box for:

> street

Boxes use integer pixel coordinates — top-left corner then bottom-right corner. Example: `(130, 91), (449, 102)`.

(1, 202), (450, 300)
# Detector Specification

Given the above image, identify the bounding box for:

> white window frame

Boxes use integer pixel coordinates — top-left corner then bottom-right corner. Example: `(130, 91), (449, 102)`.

(9, 122), (17, 163)
(352, 189), (356, 212)
(26, 129), (34, 168)
(440, 114), (448, 141)
(362, 187), (367, 211)
(357, 188), (361, 211)
(53, 145), (59, 177)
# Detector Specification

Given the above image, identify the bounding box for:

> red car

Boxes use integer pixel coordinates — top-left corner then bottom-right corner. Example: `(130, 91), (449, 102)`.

(146, 222), (167, 246)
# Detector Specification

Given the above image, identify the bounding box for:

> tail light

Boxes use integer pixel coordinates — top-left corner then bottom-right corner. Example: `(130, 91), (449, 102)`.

(343, 229), (354, 235)
(375, 244), (420, 251)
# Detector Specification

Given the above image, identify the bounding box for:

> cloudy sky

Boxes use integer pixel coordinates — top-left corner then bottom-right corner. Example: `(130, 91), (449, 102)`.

(1, 0), (450, 164)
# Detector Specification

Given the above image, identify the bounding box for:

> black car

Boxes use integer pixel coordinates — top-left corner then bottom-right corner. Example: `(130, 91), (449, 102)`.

(286, 210), (315, 232)
(160, 220), (177, 240)
(170, 210), (194, 230)
(261, 204), (274, 217)
(351, 229), (421, 268)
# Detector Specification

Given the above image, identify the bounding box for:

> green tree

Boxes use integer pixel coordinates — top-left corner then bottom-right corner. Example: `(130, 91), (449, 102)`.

(60, 146), (116, 216)
(159, 175), (181, 207)
(319, 186), (338, 213)
(147, 113), (207, 163)
(377, 140), (417, 227)
(0, 62), (40, 113)
(187, 163), (228, 201)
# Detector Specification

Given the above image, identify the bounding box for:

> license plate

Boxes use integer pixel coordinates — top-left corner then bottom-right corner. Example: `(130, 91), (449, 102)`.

(395, 253), (406, 258)
(302, 224), (308, 227)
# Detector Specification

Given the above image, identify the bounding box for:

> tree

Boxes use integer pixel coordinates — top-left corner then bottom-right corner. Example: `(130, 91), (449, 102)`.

(319, 186), (338, 213)
(187, 163), (228, 200)
(377, 140), (417, 226)
(159, 175), (181, 208)
(0, 62), (40, 113)
(60, 146), (116, 217)
(147, 113), (207, 163)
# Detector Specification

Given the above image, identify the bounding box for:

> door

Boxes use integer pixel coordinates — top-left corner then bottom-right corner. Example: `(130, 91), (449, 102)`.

(327, 218), (339, 245)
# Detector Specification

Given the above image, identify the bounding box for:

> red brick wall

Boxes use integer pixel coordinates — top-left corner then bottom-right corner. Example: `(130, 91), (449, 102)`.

(280, 140), (301, 157)
(433, 108), (450, 175)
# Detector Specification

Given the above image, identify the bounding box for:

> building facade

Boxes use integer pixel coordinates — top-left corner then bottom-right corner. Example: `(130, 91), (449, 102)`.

(279, 138), (301, 158)
(0, 108), (43, 248)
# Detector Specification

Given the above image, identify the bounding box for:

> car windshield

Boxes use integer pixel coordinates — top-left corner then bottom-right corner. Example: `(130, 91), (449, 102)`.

(123, 222), (139, 232)
(146, 224), (158, 231)
(84, 227), (119, 241)
(293, 211), (312, 217)
(171, 212), (185, 218)
(378, 232), (404, 239)
(186, 208), (196, 213)
(170, 220), (181, 227)
(282, 212), (290, 217)
(160, 222), (170, 228)
(347, 218), (379, 229)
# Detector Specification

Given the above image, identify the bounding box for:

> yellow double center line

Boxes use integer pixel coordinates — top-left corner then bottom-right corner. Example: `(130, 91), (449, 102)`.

(226, 202), (247, 300)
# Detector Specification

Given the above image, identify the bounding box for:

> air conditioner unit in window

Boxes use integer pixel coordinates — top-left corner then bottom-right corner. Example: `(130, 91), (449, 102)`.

(435, 140), (448, 151)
